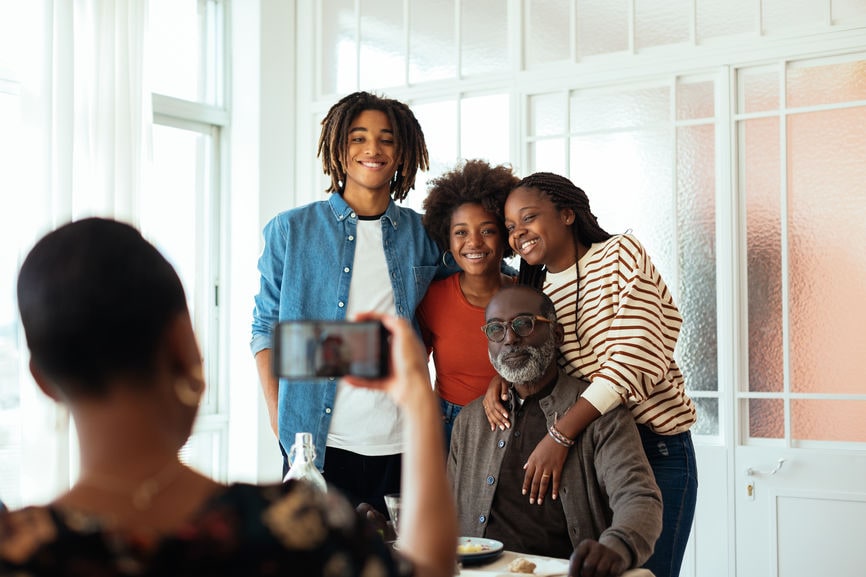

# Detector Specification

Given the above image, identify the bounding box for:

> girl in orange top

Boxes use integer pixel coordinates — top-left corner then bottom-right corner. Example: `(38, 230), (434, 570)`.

(417, 159), (519, 448)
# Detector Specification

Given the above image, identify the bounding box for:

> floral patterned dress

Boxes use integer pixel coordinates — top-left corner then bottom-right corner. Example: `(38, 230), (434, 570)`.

(0, 481), (412, 577)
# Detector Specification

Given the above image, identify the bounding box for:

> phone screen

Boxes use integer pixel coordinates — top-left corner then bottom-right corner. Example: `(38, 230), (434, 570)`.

(273, 320), (389, 380)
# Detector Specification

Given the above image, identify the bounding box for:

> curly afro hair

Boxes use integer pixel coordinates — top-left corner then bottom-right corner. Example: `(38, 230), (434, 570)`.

(422, 159), (519, 258)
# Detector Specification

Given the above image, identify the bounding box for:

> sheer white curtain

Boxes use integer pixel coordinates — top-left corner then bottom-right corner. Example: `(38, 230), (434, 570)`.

(67, 0), (152, 221)
(9, 0), (152, 506)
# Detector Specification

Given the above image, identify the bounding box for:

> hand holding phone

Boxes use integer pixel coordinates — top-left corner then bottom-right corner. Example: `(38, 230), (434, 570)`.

(341, 313), (433, 407)
(273, 320), (389, 380)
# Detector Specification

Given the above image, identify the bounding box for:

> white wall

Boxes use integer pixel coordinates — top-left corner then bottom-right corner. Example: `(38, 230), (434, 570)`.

(226, 0), (296, 484)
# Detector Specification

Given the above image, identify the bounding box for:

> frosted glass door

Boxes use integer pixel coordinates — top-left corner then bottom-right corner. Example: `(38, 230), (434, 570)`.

(736, 55), (866, 577)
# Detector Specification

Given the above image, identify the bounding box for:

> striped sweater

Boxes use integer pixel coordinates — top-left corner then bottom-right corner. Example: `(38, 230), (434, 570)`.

(544, 234), (696, 435)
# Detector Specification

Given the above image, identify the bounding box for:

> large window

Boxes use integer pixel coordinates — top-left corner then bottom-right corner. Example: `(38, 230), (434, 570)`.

(0, 0), (229, 507)
(0, 0), (57, 509)
(300, 1), (515, 210)
(305, 0), (866, 445)
(299, 2), (866, 575)
(148, 0), (228, 480)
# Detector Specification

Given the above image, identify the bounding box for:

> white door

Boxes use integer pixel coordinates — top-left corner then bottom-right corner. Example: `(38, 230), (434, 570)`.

(735, 448), (866, 577)
(734, 54), (866, 577)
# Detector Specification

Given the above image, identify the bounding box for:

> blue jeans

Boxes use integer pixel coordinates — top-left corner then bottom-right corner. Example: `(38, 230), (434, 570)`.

(440, 397), (464, 452)
(637, 426), (698, 577)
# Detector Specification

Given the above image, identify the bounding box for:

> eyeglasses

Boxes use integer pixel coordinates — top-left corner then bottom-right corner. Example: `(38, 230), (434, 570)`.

(481, 315), (551, 343)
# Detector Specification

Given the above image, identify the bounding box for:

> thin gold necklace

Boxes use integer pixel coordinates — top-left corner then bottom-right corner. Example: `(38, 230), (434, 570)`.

(77, 461), (184, 511)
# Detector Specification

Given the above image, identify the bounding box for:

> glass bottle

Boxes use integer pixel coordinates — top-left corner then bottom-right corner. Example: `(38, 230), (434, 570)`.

(283, 432), (327, 493)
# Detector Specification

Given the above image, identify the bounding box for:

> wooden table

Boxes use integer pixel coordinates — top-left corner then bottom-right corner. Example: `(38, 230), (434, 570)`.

(458, 550), (654, 577)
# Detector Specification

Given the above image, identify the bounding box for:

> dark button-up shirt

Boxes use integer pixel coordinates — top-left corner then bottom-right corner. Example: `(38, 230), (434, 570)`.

(484, 378), (572, 559)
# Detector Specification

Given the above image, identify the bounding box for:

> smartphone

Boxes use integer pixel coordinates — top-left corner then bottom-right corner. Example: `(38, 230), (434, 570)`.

(273, 320), (390, 380)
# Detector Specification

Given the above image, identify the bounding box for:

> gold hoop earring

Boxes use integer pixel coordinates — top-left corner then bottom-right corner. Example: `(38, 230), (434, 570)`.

(174, 376), (204, 407)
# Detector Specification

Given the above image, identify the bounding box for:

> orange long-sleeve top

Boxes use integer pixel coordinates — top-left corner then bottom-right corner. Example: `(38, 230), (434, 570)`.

(416, 273), (498, 407)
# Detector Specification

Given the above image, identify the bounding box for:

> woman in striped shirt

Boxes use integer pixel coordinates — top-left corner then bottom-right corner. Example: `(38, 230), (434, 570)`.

(484, 172), (698, 577)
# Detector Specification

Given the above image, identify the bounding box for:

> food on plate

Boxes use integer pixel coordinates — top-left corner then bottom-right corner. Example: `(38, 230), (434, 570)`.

(457, 542), (486, 554)
(508, 557), (537, 574)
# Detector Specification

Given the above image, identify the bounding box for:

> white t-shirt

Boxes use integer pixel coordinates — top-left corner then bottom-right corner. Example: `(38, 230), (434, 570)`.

(326, 216), (403, 455)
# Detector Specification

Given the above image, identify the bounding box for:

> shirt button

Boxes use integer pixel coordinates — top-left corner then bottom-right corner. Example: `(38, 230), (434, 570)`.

(343, 267), (350, 273)
(348, 235), (354, 241)
(514, 431), (521, 438)
(350, 212), (356, 218)
(486, 476), (495, 485)
(325, 407), (332, 414)
(478, 515), (486, 524)
(338, 302), (345, 308)
(497, 440), (505, 448)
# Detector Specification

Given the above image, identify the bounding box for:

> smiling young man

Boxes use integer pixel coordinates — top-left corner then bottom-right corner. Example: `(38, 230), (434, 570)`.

(448, 285), (662, 577)
(251, 92), (442, 515)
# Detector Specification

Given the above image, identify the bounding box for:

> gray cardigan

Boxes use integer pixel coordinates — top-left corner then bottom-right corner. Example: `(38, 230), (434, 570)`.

(447, 371), (662, 568)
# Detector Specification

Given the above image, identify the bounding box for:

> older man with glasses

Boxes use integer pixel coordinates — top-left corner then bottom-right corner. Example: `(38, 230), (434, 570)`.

(448, 285), (662, 577)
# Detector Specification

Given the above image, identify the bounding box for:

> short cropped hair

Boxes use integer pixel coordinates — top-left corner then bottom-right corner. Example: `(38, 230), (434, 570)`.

(318, 91), (429, 201)
(17, 218), (188, 397)
(487, 284), (558, 322)
(422, 159), (519, 257)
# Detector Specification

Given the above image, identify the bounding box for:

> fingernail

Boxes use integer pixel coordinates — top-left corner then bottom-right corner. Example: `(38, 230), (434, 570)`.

(529, 498), (535, 504)
(552, 494), (557, 500)
(499, 425), (505, 431)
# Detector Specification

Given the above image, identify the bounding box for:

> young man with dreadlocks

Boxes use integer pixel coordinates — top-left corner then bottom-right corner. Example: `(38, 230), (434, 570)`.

(483, 172), (698, 577)
(251, 92), (442, 516)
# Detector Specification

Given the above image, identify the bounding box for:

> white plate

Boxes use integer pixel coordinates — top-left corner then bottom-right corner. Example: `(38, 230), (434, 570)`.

(457, 536), (505, 564)
(462, 551), (570, 576)
(518, 556), (569, 576)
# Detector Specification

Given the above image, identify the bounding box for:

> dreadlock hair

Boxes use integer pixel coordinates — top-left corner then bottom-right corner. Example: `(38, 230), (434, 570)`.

(422, 159), (519, 258)
(317, 91), (430, 202)
(513, 172), (612, 289)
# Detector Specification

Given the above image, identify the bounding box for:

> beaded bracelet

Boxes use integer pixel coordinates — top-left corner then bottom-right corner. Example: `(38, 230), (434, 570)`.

(547, 423), (575, 447)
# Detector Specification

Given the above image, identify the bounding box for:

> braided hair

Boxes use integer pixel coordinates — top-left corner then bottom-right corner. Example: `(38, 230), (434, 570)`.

(422, 159), (519, 257)
(317, 91), (429, 202)
(513, 172), (612, 288)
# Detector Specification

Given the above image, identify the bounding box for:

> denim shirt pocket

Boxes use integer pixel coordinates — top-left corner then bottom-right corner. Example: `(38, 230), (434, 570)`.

(413, 265), (438, 295)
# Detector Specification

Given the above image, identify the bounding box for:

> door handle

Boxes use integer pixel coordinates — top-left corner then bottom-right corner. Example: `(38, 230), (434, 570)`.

(746, 458), (786, 477)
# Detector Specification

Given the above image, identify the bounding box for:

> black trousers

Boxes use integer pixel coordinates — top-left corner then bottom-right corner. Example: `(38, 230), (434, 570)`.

(321, 446), (402, 518)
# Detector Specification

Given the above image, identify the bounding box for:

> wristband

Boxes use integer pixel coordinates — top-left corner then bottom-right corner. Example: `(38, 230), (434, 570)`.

(547, 423), (575, 447)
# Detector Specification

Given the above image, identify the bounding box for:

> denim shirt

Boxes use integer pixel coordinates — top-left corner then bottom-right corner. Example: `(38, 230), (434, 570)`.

(251, 193), (442, 469)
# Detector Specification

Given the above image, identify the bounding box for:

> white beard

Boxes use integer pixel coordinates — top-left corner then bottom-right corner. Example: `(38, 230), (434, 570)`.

(489, 336), (557, 387)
